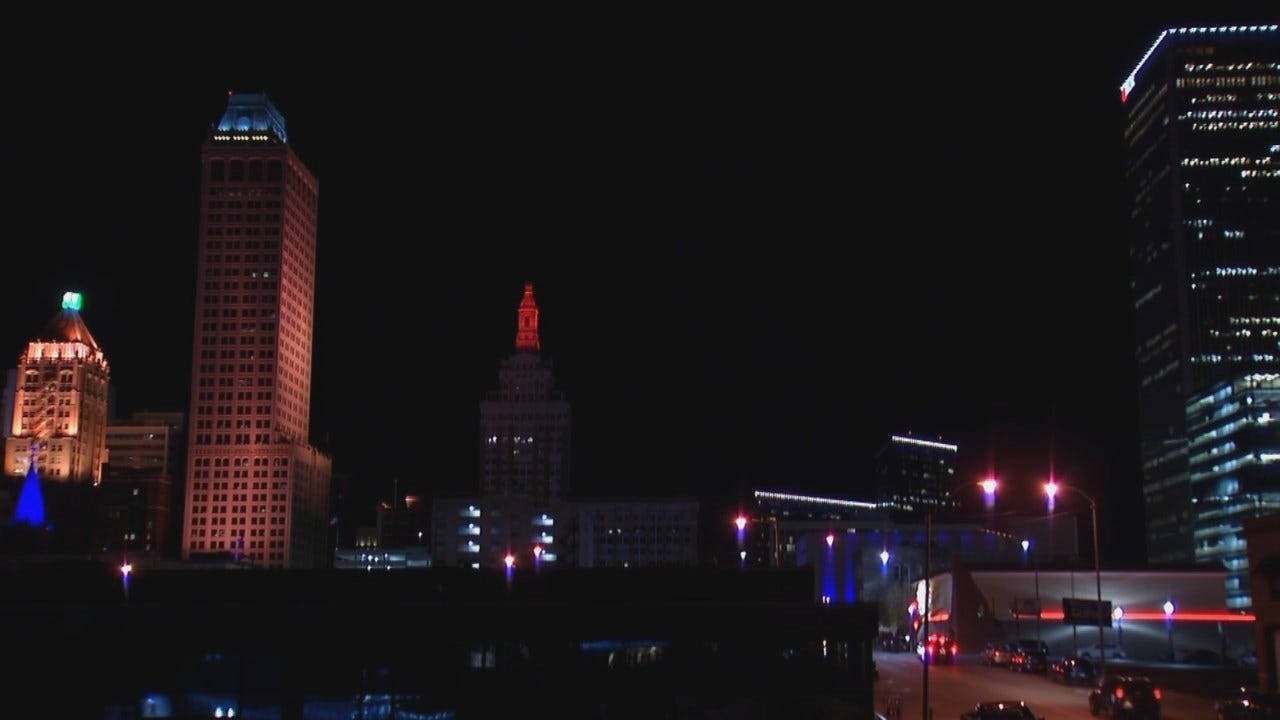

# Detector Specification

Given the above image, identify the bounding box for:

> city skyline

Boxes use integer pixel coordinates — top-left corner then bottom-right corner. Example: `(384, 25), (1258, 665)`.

(2, 10), (1276, 568)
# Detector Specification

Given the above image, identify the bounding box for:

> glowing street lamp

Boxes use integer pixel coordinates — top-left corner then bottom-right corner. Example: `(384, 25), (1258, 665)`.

(735, 516), (747, 532)
(980, 478), (998, 496)
(1113, 605), (1125, 648)
(739, 550), (747, 561)
(1164, 600), (1176, 659)
(825, 532), (835, 548)
(533, 545), (543, 560)
(879, 549), (890, 566)
(1021, 539), (1030, 553)
(1044, 480), (1059, 502)
(119, 561), (132, 601)
(504, 554), (515, 569)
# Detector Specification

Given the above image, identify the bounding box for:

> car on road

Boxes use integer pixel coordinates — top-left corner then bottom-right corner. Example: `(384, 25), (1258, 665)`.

(1081, 643), (1128, 661)
(983, 643), (1014, 666)
(1010, 648), (1048, 673)
(1015, 639), (1048, 654)
(880, 631), (911, 652)
(1089, 676), (1161, 720)
(918, 634), (958, 664)
(1049, 655), (1096, 685)
(960, 701), (1044, 720)
(1215, 688), (1280, 720)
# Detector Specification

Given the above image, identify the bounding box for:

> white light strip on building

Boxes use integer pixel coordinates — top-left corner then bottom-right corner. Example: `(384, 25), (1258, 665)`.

(754, 490), (878, 509)
(891, 435), (957, 452)
(1121, 25), (1280, 100)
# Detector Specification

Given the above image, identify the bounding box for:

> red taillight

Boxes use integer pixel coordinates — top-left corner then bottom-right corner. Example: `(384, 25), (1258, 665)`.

(1154, 689), (1162, 700)
(1115, 687), (1125, 700)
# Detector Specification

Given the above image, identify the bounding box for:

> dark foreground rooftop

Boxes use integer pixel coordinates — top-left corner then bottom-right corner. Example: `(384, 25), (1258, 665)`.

(3, 563), (877, 719)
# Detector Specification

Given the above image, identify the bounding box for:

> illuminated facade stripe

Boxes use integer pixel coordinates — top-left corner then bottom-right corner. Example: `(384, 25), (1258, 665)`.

(1121, 25), (1280, 101)
(753, 490), (879, 509)
(890, 435), (957, 452)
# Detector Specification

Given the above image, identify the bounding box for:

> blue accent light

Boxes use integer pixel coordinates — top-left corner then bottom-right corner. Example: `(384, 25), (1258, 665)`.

(215, 92), (288, 143)
(822, 538), (837, 603)
(844, 544), (856, 603)
(580, 640), (667, 652)
(13, 460), (44, 527)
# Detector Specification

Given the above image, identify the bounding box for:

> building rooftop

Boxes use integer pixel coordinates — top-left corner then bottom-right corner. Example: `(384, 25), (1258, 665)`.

(214, 91), (288, 143)
(40, 305), (99, 350)
(1120, 24), (1280, 102)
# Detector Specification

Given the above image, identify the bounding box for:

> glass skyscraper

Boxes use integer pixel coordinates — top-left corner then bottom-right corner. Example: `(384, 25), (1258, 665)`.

(1185, 374), (1280, 607)
(1123, 25), (1280, 566)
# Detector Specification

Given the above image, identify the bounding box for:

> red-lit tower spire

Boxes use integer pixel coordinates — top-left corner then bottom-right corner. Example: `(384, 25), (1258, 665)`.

(515, 282), (540, 352)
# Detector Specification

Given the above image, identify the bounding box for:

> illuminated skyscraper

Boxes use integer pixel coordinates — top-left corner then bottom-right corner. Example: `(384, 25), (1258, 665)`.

(4, 291), (110, 486)
(1123, 25), (1280, 564)
(479, 283), (570, 503)
(875, 434), (958, 514)
(181, 92), (331, 568)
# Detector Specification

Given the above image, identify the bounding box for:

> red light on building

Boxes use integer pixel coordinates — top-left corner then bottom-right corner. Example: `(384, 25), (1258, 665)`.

(1015, 609), (1254, 622)
(516, 282), (541, 352)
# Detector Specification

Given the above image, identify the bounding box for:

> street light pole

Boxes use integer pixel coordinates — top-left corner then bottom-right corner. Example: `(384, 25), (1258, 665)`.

(922, 508), (931, 720)
(1089, 497), (1104, 680)
(918, 478), (996, 720)
(1049, 481), (1105, 680)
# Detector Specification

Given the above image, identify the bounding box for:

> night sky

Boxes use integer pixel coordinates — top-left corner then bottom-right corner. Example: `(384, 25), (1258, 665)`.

(0, 8), (1271, 566)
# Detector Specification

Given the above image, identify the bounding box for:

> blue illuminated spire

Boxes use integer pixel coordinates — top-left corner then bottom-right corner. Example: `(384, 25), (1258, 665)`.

(215, 92), (288, 143)
(12, 448), (45, 527)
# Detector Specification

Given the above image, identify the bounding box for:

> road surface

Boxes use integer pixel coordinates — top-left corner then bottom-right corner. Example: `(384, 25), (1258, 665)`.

(875, 652), (1220, 720)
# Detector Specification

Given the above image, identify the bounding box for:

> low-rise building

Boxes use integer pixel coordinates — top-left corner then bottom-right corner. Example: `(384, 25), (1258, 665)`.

(432, 496), (698, 570)
(917, 564), (1255, 662)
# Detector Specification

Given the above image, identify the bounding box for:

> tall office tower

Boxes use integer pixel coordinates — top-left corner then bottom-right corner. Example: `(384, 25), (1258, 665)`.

(479, 283), (571, 503)
(874, 434), (958, 514)
(1122, 25), (1280, 564)
(102, 411), (184, 556)
(181, 92), (332, 568)
(4, 291), (110, 485)
(1186, 374), (1280, 607)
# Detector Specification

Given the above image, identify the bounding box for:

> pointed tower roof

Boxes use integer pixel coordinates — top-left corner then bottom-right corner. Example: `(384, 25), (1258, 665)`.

(39, 291), (99, 350)
(12, 452), (45, 527)
(215, 91), (289, 143)
(515, 282), (541, 352)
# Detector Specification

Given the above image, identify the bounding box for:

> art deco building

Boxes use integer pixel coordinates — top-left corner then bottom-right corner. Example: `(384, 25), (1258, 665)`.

(479, 283), (571, 503)
(4, 291), (110, 485)
(181, 92), (331, 568)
